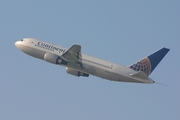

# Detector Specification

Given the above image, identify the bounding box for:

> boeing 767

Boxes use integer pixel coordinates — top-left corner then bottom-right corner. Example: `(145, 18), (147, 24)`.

(15, 38), (170, 84)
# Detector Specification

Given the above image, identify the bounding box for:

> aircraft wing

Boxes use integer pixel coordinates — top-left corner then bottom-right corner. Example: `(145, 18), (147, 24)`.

(61, 44), (85, 69)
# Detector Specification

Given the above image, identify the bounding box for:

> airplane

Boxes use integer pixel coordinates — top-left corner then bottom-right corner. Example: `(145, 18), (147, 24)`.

(15, 38), (170, 84)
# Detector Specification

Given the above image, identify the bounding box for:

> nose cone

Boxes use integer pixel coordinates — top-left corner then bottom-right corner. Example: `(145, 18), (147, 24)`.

(15, 41), (21, 49)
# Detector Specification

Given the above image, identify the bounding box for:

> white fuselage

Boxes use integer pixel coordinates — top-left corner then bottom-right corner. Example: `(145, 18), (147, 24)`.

(15, 38), (154, 84)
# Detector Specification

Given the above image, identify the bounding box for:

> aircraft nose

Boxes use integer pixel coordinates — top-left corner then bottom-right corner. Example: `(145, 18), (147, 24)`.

(15, 41), (22, 49)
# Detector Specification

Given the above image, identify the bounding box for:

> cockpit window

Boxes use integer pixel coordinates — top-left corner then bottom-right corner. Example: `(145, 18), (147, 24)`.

(20, 39), (23, 41)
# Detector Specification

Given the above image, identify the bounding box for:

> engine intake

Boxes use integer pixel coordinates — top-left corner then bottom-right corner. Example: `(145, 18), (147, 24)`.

(44, 53), (67, 65)
(66, 67), (89, 77)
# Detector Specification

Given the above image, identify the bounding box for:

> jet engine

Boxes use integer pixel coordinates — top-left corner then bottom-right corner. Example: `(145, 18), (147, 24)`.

(44, 53), (67, 65)
(66, 67), (89, 77)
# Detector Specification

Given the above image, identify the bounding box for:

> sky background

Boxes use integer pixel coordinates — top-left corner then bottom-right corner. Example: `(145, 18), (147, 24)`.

(1, 0), (180, 120)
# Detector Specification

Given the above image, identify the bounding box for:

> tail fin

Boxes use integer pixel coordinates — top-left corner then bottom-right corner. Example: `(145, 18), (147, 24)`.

(129, 47), (170, 76)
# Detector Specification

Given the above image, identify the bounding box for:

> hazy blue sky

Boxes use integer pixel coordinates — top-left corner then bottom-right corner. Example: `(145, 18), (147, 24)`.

(1, 0), (180, 120)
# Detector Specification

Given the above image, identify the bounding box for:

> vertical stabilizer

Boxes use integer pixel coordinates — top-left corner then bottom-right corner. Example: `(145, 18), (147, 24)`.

(129, 48), (170, 76)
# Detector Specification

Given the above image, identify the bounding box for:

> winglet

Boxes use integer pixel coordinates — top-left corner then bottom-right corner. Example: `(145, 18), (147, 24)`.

(129, 47), (170, 76)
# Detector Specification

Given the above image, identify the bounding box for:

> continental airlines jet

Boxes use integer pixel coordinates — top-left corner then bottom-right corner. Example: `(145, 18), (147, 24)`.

(15, 38), (170, 84)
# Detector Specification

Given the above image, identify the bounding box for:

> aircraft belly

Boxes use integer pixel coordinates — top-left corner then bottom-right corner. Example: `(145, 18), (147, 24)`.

(110, 72), (153, 83)
(89, 68), (112, 80)
(75, 64), (113, 80)
(112, 74), (143, 83)
(95, 70), (112, 80)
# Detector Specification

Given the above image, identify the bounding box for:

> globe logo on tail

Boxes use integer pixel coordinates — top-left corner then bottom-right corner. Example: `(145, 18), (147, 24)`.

(130, 58), (151, 76)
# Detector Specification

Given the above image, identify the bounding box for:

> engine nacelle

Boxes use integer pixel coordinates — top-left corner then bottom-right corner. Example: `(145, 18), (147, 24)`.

(44, 53), (67, 65)
(66, 67), (89, 77)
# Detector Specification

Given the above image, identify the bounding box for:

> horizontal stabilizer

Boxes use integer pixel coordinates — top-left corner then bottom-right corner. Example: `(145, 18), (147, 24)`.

(130, 71), (148, 79)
